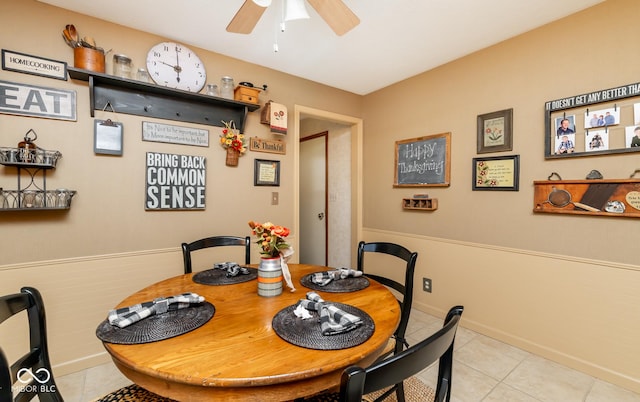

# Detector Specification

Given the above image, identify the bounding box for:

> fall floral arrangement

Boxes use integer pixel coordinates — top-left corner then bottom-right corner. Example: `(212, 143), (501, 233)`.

(248, 220), (291, 258)
(219, 120), (246, 154)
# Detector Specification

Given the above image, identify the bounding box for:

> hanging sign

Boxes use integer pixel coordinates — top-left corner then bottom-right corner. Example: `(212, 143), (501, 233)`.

(249, 137), (286, 154)
(2, 49), (67, 80)
(142, 121), (209, 147)
(0, 80), (76, 121)
(145, 152), (206, 210)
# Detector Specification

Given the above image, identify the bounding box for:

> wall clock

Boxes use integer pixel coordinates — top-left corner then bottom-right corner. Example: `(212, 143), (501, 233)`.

(146, 42), (206, 92)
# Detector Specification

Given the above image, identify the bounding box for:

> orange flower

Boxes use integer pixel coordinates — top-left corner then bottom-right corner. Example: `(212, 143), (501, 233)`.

(248, 220), (290, 257)
(271, 226), (290, 238)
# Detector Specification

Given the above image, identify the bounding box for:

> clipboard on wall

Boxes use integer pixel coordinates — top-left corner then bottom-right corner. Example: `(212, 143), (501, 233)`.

(94, 119), (123, 155)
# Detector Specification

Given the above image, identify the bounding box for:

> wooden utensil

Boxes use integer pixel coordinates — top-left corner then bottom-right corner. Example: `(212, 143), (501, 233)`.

(66, 24), (79, 43)
(62, 30), (77, 48)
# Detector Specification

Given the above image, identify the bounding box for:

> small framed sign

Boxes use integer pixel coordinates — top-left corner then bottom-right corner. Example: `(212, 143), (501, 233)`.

(472, 155), (520, 191)
(94, 119), (123, 155)
(2, 49), (67, 80)
(477, 108), (513, 154)
(254, 159), (280, 186)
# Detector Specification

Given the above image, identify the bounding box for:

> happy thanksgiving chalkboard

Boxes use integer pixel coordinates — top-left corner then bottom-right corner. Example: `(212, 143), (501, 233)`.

(394, 132), (451, 187)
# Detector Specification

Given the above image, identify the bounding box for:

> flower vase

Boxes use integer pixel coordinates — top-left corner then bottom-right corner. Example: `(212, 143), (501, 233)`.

(225, 147), (239, 167)
(257, 257), (283, 297)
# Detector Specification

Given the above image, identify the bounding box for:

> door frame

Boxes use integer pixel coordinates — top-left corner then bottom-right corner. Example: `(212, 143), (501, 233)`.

(293, 105), (363, 267)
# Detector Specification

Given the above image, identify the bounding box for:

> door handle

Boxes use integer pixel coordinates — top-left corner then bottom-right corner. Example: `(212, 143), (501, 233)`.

(317, 212), (325, 220)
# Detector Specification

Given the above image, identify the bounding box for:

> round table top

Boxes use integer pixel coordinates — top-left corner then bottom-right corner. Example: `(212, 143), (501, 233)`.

(102, 263), (400, 401)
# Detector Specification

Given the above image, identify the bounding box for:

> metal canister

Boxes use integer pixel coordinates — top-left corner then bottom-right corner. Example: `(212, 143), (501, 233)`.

(257, 257), (283, 297)
(17, 133), (38, 163)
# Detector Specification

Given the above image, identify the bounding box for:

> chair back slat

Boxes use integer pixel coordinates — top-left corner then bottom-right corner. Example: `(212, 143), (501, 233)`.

(357, 241), (418, 355)
(341, 306), (464, 402)
(0, 287), (64, 402)
(182, 235), (251, 273)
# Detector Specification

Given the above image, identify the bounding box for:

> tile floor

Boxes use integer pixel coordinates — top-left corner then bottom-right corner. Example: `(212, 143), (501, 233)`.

(55, 309), (640, 402)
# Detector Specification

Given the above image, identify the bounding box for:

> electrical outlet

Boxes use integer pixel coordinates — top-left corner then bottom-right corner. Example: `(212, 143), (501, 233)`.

(422, 277), (432, 293)
(271, 192), (279, 205)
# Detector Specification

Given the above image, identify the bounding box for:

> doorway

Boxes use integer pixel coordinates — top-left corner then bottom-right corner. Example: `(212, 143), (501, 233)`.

(299, 132), (328, 265)
(294, 106), (363, 268)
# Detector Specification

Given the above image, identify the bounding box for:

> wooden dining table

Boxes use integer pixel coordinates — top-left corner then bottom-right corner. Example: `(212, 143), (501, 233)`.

(99, 263), (400, 401)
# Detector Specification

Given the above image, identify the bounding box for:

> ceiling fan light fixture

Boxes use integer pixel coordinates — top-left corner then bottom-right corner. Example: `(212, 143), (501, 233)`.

(284, 0), (310, 21)
(252, 0), (272, 7)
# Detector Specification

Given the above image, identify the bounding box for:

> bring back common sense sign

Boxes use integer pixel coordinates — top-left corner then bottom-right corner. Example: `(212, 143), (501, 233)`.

(145, 152), (206, 210)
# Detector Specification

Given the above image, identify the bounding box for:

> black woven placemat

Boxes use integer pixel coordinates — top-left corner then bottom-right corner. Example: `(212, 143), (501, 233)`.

(192, 267), (257, 285)
(272, 302), (374, 350)
(96, 302), (215, 344)
(300, 273), (370, 293)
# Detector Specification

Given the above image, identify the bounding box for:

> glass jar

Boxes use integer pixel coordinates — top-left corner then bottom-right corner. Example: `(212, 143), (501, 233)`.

(0, 188), (6, 209)
(220, 76), (234, 99)
(206, 84), (219, 96)
(136, 68), (150, 83)
(113, 54), (132, 79)
(22, 190), (36, 208)
(55, 189), (70, 208)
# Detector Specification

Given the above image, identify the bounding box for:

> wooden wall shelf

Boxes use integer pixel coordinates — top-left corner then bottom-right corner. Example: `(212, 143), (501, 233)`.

(68, 67), (259, 132)
(402, 198), (438, 211)
(533, 179), (640, 218)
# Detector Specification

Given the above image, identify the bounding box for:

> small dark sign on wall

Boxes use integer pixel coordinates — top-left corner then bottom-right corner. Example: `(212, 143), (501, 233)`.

(394, 132), (451, 187)
(145, 152), (206, 210)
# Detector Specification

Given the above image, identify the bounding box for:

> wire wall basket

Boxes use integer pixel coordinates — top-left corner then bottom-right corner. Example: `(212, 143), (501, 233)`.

(0, 147), (62, 167)
(0, 189), (76, 210)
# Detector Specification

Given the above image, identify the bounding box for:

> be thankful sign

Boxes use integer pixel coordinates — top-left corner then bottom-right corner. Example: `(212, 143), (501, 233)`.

(249, 137), (286, 154)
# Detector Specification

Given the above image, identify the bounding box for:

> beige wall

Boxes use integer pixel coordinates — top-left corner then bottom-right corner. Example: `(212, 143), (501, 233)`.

(1, 0), (639, 395)
(0, 0), (362, 265)
(0, 0), (361, 379)
(361, 0), (640, 393)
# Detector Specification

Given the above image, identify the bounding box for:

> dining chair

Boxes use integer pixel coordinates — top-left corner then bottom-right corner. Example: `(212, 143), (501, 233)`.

(1, 286), (63, 402)
(0, 287), (175, 402)
(357, 241), (418, 357)
(181, 235), (251, 274)
(306, 305), (464, 402)
(356, 241), (418, 401)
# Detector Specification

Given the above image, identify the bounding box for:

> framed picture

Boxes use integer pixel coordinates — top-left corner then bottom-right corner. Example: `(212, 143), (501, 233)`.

(254, 159), (280, 186)
(544, 82), (640, 158)
(393, 132), (451, 187)
(472, 155), (520, 191)
(477, 108), (513, 153)
(94, 119), (123, 155)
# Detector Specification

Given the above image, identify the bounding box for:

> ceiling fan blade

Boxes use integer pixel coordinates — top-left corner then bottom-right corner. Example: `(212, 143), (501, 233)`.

(226, 0), (269, 34)
(307, 0), (360, 36)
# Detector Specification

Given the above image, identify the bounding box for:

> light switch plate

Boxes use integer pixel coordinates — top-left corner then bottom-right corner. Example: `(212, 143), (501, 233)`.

(271, 192), (279, 205)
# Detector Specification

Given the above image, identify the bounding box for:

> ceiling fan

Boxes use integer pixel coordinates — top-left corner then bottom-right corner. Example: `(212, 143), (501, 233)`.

(227, 0), (360, 36)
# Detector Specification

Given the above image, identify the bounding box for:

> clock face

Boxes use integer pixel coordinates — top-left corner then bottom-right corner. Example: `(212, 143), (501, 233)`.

(146, 42), (206, 92)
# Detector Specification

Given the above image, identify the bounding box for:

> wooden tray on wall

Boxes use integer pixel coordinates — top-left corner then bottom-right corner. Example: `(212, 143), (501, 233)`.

(533, 179), (640, 218)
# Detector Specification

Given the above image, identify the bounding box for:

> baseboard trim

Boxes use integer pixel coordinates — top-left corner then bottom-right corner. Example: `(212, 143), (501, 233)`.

(413, 300), (640, 393)
(53, 352), (113, 377)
